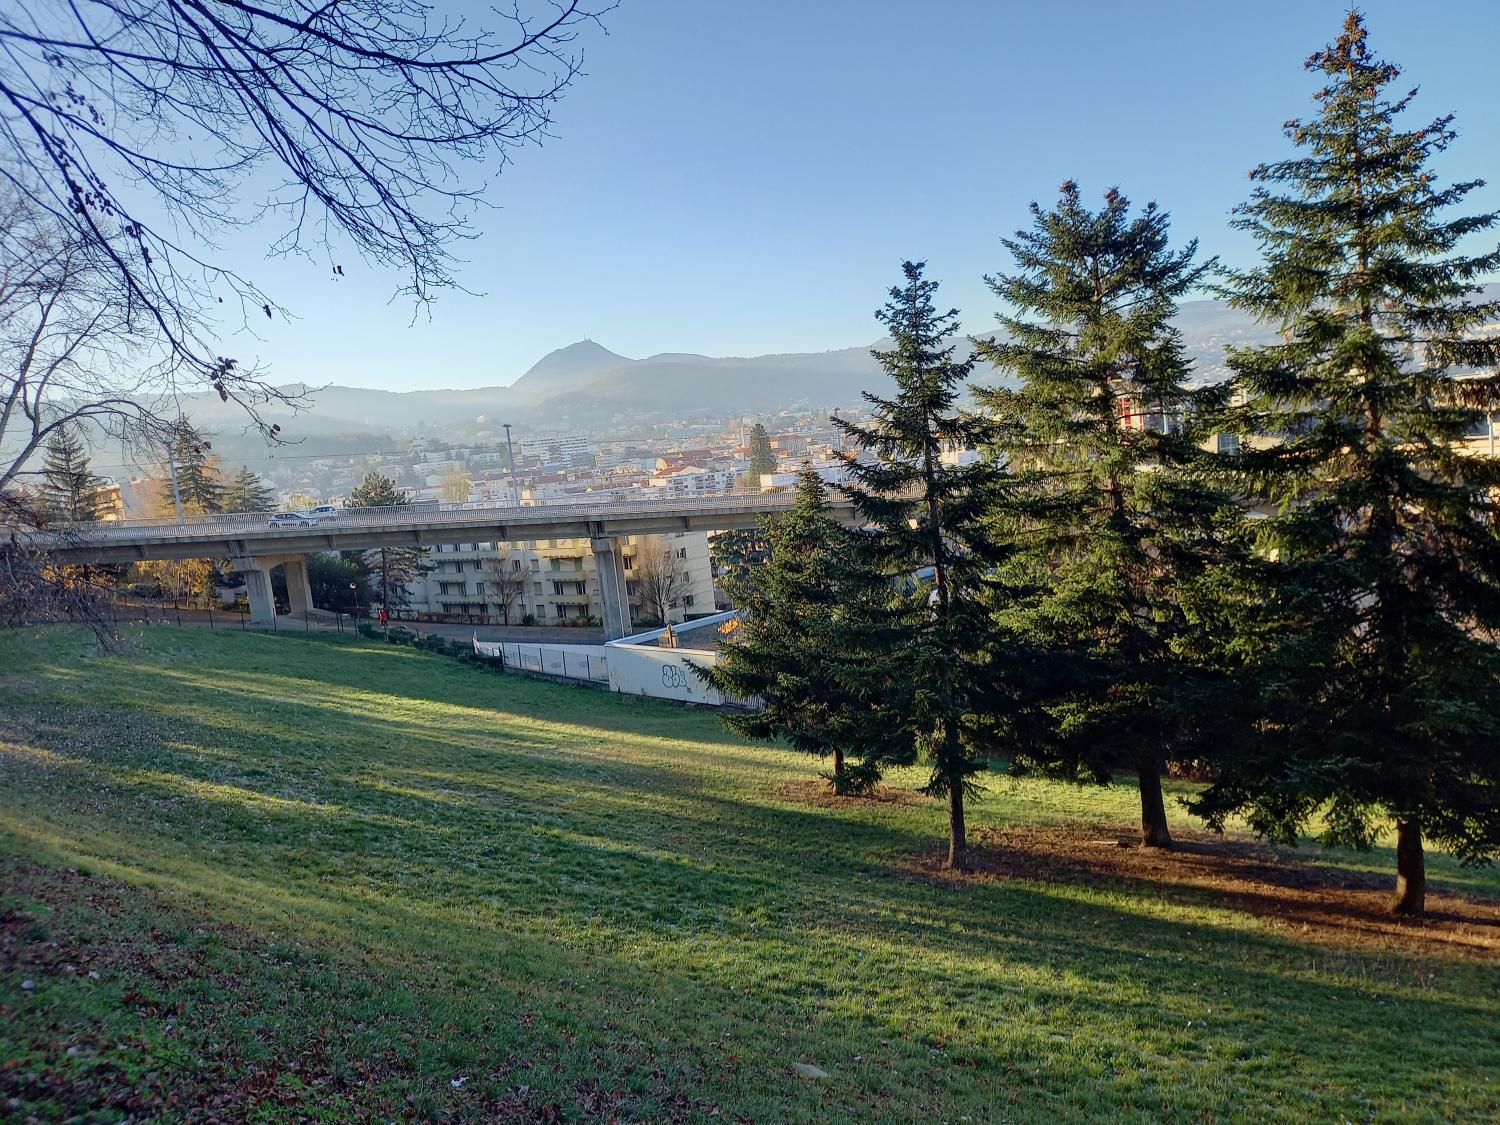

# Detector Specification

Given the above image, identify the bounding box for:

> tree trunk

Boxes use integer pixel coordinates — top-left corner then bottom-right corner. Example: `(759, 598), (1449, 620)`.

(947, 783), (967, 870)
(381, 550), (390, 639)
(832, 747), (846, 792)
(1138, 753), (1174, 849)
(1392, 817), (1425, 916)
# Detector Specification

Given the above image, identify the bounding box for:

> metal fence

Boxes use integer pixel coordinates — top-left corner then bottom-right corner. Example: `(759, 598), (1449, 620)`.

(474, 639), (611, 684)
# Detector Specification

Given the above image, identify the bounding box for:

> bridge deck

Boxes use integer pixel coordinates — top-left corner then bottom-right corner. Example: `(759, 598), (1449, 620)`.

(37, 494), (854, 563)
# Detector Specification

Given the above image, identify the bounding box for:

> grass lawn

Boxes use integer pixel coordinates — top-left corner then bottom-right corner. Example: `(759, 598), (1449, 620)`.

(1, 626), (1497, 1122)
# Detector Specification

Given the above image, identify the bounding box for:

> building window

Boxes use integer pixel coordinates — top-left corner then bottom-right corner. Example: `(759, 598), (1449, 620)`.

(455, 560), (465, 573)
(1215, 433), (1241, 456)
(623, 555), (634, 570)
(684, 594), (694, 607)
(677, 547), (688, 559)
(475, 582), (486, 595)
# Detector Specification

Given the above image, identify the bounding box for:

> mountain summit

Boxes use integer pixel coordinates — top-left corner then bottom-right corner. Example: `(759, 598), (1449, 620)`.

(509, 339), (633, 396)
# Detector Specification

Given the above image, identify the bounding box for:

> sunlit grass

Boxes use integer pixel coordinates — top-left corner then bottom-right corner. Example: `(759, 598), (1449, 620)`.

(1, 625), (1497, 1122)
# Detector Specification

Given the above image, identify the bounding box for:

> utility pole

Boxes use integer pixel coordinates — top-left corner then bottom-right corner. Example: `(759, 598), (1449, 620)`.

(165, 440), (186, 526)
(503, 423), (519, 507)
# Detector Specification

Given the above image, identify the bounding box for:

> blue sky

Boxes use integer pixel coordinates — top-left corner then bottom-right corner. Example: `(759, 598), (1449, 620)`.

(225, 0), (1500, 391)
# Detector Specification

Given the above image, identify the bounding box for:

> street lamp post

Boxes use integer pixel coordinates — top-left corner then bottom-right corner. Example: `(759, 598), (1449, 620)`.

(503, 423), (519, 508)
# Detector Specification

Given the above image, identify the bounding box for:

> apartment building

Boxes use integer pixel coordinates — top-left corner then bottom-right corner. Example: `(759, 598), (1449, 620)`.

(648, 465), (739, 498)
(405, 532), (715, 627)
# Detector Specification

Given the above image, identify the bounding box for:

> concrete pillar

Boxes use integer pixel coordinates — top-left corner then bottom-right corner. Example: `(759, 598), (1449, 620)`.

(590, 536), (632, 640)
(283, 555), (314, 616)
(232, 558), (277, 626)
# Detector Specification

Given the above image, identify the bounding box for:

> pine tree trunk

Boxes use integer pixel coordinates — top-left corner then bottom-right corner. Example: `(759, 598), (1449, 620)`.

(1138, 753), (1174, 849)
(1392, 817), (1426, 916)
(832, 746), (846, 792)
(947, 783), (967, 870)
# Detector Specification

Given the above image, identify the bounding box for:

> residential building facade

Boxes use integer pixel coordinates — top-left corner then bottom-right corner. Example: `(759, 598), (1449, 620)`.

(404, 532), (715, 628)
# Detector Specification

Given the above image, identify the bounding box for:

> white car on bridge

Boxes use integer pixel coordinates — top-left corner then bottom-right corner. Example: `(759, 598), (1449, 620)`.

(267, 511), (323, 529)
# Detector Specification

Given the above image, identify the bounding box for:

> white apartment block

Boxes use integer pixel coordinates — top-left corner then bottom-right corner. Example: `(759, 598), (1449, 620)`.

(519, 432), (592, 465)
(405, 532), (715, 627)
(648, 466), (739, 498)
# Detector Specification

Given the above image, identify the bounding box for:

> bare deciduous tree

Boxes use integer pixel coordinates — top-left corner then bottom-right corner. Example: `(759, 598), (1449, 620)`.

(631, 540), (688, 627)
(481, 550), (527, 625)
(0, 192), (177, 502)
(2, 1), (600, 633)
(0, 0), (607, 388)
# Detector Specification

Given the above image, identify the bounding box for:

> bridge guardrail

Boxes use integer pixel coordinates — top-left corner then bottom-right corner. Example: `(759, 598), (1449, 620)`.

(42, 493), (816, 545)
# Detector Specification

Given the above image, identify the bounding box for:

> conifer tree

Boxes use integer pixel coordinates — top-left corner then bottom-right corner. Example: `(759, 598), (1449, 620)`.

(160, 423), (224, 514)
(222, 467), (277, 513)
(745, 423), (777, 489)
(974, 184), (1238, 849)
(348, 471), (430, 611)
(709, 529), (770, 599)
(700, 470), (911, 794)
(37, 424), (103, 522)
(1193, 13), (1500, 914)
(837, 261), (1016, 868)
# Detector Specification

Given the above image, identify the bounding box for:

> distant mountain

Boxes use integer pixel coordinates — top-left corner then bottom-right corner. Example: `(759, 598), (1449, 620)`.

(162, 287), (1500, 438)
(529, 346), (888, 426)
(508, 339), (634, 398)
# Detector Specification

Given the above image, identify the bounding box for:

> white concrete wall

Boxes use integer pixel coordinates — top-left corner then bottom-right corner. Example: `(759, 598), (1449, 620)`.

(606, 644), (724, 706)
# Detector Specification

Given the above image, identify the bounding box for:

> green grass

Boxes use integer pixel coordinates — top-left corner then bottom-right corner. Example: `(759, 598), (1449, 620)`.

(1, 626), (1497, 1122)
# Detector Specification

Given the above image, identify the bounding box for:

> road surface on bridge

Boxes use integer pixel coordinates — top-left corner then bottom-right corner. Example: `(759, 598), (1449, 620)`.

(39, 493), (855, 564)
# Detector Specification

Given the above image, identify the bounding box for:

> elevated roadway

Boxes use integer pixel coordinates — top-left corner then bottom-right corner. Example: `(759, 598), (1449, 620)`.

(40, 494), (855, 565)
(37, 494), (858, 636)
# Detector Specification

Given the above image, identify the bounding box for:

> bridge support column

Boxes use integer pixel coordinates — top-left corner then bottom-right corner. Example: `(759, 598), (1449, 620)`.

(231, 558), (277, 627)
(282, 555), (314, 617)
(590, 536), (632, 640)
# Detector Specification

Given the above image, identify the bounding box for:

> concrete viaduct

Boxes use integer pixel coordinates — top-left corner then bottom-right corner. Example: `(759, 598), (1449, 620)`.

(41, 494), (855, 638)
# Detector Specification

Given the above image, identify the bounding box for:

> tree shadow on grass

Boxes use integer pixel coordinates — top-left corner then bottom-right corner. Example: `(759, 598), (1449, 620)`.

(8, 806), (1499, 1125)
(894, 821), (1500, 961)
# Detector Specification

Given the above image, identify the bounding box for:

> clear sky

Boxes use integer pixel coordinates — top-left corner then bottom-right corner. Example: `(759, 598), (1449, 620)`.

(223, 0), (1500, 391)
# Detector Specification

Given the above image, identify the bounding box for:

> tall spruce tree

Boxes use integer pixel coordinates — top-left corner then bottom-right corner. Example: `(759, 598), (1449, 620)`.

(222, 467), (277, 513)
(160, 423), (224, 514)
(837, 261), (1016, 869)
(348, 471), (430, 612)
(699, 470), (911, 794)
(1191, 13), (1500, 914)
(37, 424), (103, 522)
(974, 184), (1238, 849)
(746, 423), (777, 490)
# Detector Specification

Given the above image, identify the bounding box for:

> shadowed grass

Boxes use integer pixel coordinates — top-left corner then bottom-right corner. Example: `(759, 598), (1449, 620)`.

(1, 626), (1497, 1122)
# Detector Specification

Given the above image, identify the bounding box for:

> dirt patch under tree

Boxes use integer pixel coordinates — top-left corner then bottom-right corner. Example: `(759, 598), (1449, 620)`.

(902, 821), (1500, 959)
